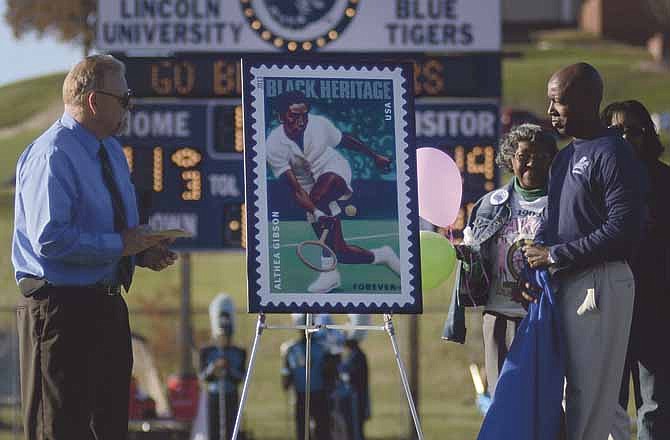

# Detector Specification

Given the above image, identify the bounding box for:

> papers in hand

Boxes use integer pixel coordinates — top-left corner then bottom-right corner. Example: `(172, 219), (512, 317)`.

(144, 229), (191, 239)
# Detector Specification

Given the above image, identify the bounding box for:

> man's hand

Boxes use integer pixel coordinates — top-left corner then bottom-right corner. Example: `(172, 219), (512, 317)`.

(511, 282), (540, 310)
(523, 244), (552, 269)
(121, 226), (166, 256)
(138, 243), (178, 271)
(373, 154), (392, 172)
(214, 358), (229, 374)
(281, 374), (291, 390)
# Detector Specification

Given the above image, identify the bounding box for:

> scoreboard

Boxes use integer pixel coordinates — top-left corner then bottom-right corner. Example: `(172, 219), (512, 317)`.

(117, 53), (501, 250)
(118, 100), (245, 249)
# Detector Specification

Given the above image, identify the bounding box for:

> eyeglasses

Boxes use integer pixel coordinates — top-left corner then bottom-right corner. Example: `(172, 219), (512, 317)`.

(513, 151), (553, 164)
(609, 124), (645, 138)
(96, 89), (133, 109)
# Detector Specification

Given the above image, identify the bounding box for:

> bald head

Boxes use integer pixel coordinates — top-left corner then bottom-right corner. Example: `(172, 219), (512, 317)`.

(550, 63), (603, 108)
(547, 63), (605, 138)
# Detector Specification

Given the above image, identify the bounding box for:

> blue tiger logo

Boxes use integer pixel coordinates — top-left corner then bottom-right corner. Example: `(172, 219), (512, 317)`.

(264, 0), (337, 30)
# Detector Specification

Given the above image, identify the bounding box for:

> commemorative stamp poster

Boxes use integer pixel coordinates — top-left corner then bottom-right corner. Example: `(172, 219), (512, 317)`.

(242, 58), (421, 314)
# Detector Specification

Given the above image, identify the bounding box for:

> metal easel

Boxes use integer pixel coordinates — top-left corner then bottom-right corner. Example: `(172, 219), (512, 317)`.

(231, 313), (424, 440)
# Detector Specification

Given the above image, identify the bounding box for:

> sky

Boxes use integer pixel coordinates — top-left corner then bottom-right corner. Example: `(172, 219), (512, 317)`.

(0, 1), (83, 86)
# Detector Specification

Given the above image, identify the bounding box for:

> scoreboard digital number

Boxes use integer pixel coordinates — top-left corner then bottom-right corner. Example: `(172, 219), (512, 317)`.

(118, 100), (246, 249)
(414, 100), (500, 239)
(116, 53), (501, 99)
(123, 146), (205, 199)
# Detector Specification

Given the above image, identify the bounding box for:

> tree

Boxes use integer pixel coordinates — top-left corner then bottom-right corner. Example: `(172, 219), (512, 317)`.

(4, 0), (96, 57)
(647, 0), (670, 66)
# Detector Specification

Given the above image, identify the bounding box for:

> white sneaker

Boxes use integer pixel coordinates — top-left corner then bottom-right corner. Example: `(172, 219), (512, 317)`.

(372, 246), (401, 275)
(307, 270), (341, 293)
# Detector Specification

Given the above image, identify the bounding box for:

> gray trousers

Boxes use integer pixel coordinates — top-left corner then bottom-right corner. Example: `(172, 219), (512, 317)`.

(482, 312), (521, 396)
(558, 261), (634, 440)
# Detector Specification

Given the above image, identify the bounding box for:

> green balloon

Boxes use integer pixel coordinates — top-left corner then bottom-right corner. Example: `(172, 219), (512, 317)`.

(420, 230), (457, 291)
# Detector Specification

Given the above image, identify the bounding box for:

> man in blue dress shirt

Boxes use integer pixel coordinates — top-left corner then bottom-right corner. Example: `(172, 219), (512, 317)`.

(12, 55), (177, 440)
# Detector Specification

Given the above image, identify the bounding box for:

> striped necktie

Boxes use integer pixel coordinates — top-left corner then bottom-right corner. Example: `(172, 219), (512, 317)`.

(99, 141), (133, 291)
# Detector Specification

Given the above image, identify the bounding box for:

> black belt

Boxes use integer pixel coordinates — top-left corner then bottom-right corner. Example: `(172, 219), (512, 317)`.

(38, 284), (122, 297)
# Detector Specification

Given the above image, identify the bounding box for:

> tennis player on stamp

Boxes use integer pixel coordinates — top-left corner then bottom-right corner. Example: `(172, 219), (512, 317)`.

(266, 90), (401, 293)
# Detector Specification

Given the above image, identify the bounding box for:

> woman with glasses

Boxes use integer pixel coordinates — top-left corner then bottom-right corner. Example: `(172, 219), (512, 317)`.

(445, 123), (558, 398)
(602, 100), (670, 440)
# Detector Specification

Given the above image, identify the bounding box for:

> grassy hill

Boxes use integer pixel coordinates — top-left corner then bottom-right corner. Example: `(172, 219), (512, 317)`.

(505, 34), (670, 112)
(0, 73), (65, 129)
(2, 37), (666, 438)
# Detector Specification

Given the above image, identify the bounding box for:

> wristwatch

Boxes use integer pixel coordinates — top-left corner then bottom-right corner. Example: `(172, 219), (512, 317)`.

(547, 249), (556, 265)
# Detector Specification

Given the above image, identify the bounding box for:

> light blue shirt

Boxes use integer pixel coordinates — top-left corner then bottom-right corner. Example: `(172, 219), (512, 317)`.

(281, 338), (329, 393)
(201, 346), (246, 394)
(12, 112), (139, 286)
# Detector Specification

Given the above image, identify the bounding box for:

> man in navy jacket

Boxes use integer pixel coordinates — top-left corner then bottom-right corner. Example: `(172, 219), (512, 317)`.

(524, 63), (645, 440)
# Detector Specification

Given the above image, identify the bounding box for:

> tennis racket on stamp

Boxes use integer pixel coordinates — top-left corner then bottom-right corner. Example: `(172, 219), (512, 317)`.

(296, 228), (338, 272)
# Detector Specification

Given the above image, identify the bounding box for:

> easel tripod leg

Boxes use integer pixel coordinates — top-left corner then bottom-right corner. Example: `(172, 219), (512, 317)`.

(384, 314), (424, 440)
(304, 313), (313, 440)
(232, 313), (265, 440)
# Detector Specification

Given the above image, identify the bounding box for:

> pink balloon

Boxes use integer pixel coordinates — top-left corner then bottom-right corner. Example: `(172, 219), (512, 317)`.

(417, 147), (463, 227)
